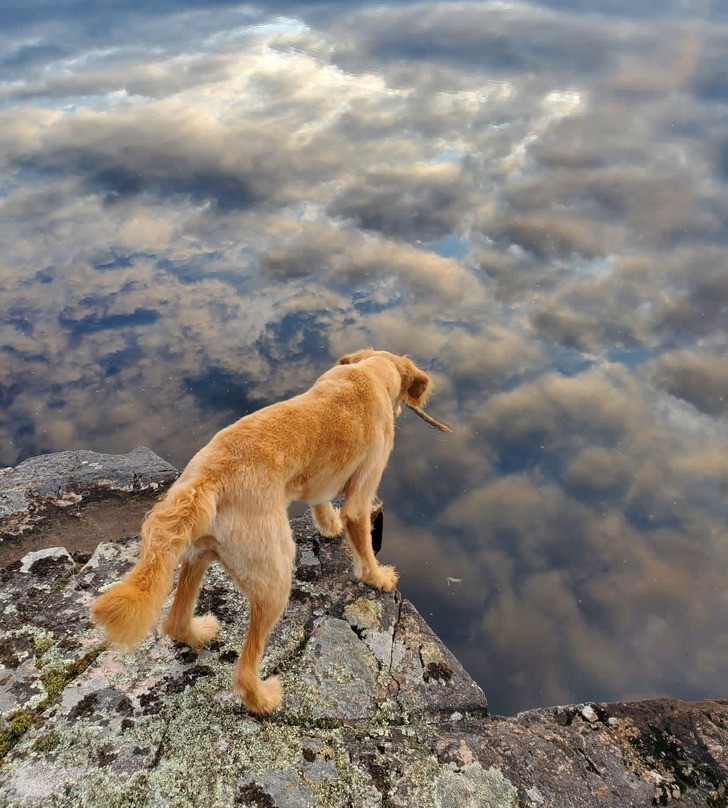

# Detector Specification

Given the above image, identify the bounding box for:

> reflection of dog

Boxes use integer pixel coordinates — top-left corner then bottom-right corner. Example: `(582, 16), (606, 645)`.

(91, 349), (431, 715)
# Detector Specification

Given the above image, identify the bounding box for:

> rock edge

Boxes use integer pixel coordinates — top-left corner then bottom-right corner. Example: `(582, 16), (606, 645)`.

(0, 449), (726, 807)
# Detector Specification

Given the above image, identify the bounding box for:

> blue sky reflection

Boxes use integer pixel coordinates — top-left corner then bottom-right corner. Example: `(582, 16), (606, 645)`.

(1, 0), (726, 714)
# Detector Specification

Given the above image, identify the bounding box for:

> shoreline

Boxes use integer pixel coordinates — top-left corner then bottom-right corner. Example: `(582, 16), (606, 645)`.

(1, 449), (726, 806)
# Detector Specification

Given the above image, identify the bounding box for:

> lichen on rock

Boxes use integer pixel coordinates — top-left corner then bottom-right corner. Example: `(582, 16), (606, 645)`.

(1, 449), (727, 807)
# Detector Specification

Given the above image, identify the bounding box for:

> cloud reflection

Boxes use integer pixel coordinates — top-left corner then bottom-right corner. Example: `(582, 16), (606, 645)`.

(1, 0), (727, 714)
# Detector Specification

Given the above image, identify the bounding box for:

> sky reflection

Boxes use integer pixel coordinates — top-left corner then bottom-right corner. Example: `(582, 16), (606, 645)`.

(1, 0), (726, 714)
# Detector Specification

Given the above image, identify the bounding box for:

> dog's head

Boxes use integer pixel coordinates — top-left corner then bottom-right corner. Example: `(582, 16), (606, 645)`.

(338, 348), (431, 410)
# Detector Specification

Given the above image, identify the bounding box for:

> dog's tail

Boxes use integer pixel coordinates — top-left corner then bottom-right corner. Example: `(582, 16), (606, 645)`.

(90, 477), (216, 649)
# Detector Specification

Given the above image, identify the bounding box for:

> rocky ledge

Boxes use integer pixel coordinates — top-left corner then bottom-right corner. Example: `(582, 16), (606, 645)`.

(0, 450), (726, 807)
(0, 449), (177, 569)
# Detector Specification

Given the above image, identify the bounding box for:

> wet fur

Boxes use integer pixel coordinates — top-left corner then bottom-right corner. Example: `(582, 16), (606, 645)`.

(90, 349), (431, 715)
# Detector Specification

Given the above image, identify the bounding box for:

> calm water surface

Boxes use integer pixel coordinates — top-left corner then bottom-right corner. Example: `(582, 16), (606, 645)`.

(1, 1), (727, 714)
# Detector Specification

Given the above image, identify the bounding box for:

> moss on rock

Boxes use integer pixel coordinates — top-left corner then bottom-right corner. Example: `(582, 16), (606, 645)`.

(1, 451), (726, 807)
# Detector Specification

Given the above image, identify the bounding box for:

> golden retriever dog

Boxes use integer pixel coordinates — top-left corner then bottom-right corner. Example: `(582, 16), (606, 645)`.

(90, 349), (432, 715)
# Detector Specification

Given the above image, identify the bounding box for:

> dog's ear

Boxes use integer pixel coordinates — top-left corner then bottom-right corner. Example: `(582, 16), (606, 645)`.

(338, 348), (374, 365)
(404, 368), (431, 407)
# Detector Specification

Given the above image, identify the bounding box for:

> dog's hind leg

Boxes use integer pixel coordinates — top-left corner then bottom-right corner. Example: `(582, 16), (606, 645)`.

(233, 584), (290, 715)
(162, 547), (219, 649)
(225, 514), (295, 716)
(341, 477), (398, 592)
(311, 502), (343, 538)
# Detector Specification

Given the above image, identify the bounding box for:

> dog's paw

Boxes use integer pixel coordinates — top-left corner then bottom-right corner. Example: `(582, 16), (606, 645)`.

(163, 613), (220, 649)
(318, 522), (343, 539)
(363, 564), (399, 593)
(187, 613), (220, 649)
(312, 503), (344, 539)
(241, 676), (283, 716)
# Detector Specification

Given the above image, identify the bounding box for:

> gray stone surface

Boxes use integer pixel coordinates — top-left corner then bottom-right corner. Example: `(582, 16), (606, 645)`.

(0, 448), (177, 540)
(0, 450), (726, 807)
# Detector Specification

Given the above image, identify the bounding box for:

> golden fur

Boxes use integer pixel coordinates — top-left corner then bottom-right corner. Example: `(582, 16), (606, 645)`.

(90, 349), (431, 715)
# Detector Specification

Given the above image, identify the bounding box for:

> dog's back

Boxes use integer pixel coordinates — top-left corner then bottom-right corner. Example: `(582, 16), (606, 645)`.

(199, 357), (399, 506)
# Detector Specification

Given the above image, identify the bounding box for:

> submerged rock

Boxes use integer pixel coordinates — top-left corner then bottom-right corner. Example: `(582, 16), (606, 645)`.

(0, 449), (726, 807)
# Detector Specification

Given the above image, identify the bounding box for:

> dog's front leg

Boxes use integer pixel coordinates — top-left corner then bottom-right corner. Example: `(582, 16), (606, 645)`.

(311, 502), (343, 538)
(341, 505), (398, 592)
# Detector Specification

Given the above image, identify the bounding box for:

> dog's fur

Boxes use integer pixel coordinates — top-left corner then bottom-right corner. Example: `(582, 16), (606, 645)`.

(90, 349), (431, 715)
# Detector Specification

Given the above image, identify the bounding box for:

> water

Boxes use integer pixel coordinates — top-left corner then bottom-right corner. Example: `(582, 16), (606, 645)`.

(1, 1), (726, 715)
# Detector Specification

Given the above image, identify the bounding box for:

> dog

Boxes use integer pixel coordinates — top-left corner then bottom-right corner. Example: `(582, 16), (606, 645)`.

(90, 348), (432, 715)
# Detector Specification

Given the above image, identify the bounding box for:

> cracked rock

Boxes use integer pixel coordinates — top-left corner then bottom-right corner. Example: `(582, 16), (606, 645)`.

(1, 449), (726, 808)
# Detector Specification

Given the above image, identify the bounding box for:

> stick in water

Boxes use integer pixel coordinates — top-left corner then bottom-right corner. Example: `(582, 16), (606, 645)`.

(406, 404), (453, 433)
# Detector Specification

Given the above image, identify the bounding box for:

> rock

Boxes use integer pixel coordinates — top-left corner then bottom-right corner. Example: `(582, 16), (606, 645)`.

(581, 704), (598, 723)
(0, 448), (178, 568)
(1, 450), (727, 807)
(0, 447), (177, 540)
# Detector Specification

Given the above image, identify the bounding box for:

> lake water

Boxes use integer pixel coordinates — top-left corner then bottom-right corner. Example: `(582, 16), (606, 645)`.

(1, 1), (726, 715)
